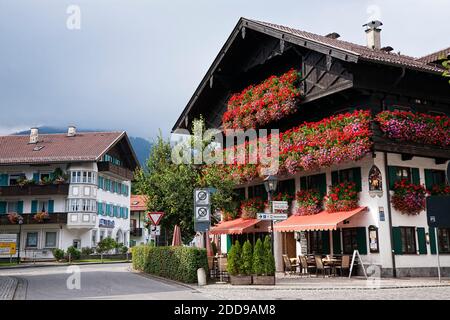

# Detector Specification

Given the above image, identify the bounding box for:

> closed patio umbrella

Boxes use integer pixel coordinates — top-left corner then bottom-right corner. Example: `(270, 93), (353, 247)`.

(171, 225), (182, 246)
(206, 231), (214, 256)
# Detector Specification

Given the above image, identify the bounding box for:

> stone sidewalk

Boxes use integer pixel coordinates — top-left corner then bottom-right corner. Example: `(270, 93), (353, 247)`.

(204, 274), (450, 291)
(0, 277), (18, 300)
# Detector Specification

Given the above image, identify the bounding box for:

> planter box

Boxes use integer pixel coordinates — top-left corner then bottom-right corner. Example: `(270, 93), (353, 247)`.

(230, 275), (252, 285)
(252, 275), (275, 285)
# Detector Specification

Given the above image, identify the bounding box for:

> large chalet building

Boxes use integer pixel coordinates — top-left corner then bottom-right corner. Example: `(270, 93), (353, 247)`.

(0, 127), (139, 260)
(173, 18), (450, 277)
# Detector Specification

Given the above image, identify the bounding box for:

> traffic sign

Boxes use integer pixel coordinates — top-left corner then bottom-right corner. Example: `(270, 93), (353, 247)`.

(147, 212), (164, 226)
(195, 189), (210, 206)
(272, 201), (289, 211)
(150, 225), (161, 236)
(257, 213), (288, 221)
(195, 206), (210, 222)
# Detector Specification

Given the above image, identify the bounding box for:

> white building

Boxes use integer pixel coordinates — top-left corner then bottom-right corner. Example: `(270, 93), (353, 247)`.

(0, 127), (139, 260)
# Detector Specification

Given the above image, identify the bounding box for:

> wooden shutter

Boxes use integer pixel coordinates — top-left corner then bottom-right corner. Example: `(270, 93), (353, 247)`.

(0, 201), (6, 214)
(0, 174), (9, 186)
(429, 227), (437, 255)
(392, 227), (403, 255)
(424, 169), (434, 190)
(352, 167), (362, 192)
(321, 231), (330, 254)
(417, 227), (427, 254)
(356, 227), (368, 254)
(48, 200), (54, 213)
(332, 229), (341, 254)
(31, 200), (38, 214)
(17, 201), (23, 214)
(411, 168), (420, 185)
(388, 166), (398, 190)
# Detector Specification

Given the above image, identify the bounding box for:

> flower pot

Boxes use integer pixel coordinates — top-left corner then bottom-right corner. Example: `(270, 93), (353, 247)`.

(252, 275), (275, 285)
(229, 275), (252, 285)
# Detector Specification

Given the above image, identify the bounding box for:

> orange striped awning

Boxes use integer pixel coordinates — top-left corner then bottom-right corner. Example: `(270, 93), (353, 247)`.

(210, 218), (270, 235)
(273, 207), (368, 232)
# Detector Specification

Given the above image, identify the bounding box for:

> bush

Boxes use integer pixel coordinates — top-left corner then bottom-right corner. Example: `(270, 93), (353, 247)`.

(227, 240), (241, 276)
(241, 240), (253, 275)
(263, 236), (275, 276)
(132, 245), (207, 283)
(119, 245), (129, 254)
(52, 248), (65, 261)
(252, 239), (265, 275)
(97, 237), (117, 255)
(81, 247), (94, 255)
(66, 246), (81, 260)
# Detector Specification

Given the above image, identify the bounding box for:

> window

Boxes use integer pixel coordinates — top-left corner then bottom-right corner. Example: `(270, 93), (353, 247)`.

(308, 231), (324, 254)
(396, 167), (412, 183)
(26, 232), (38, 248)
(400, 227), (417, 254)
(73, 239), (81, 249)
(277, 179), (296, 197)
(342, 228), (359, 254)
(248, 184), (267, 200)
(300, 173), (327, 196)
(45, 232), (57, 248)
(91, 230), (97, 247)
(233, 188), (246, 201)
(100, 231), (105, 242)
(438, 228), (450, 254)
(40, 172), (51, 181)
(7, 201), (19, 213)
(331, 168), (362, 191)
(388, 166), (420, 189)
(38, 200), (48, 212)
(9, 174), (25, 186)
(425, 169), (446, 190)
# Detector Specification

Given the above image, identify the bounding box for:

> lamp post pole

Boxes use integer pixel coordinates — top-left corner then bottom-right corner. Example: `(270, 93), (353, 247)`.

(17, 217), (23, 264)
(268, 191), (274, 255)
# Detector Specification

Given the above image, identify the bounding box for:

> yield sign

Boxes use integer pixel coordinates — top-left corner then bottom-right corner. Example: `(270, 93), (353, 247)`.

(148, 212), (164, 226)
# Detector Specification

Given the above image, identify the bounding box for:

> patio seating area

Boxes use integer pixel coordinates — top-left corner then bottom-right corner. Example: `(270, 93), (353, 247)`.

(282, 254), (353, 278)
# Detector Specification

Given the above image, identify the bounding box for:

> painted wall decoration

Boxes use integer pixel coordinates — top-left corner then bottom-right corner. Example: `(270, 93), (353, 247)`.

(368, 165), (383, 197)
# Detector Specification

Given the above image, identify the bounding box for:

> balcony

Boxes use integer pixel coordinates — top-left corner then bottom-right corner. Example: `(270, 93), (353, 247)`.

(66, 212), (97, 230)
(131, 228), (143, 237)
(0, 183), (69, 197)
(0, 213), (68, 225)
(97, 161), (134, 180)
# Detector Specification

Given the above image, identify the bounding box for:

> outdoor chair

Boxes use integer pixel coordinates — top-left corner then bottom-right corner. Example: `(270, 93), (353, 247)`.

(207, 256), (216, 278)
(299, 255), (315, 277)
(314, 255), (332, 277)
(282, 254), (299, 275)
(217, 256), (228, 282)
(335, 255), (350, 277)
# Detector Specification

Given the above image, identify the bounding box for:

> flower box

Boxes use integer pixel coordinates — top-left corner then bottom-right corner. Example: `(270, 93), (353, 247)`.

(391, 179), (426, 215)
(229, 275), (252, 285)
(325, 182), (359, 213)
(252, 275), (275, 285)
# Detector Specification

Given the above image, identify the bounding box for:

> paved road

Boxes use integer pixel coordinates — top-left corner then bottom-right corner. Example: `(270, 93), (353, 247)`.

(0, 263), (209, 300)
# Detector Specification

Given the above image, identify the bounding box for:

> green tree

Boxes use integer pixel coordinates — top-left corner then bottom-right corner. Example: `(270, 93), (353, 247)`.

(241, 240), (253, 275)
(263, 236), (275, 276)
(96, 237), (118, 262)
(227, 240), (241, 275)
(252, 238), (265, 275)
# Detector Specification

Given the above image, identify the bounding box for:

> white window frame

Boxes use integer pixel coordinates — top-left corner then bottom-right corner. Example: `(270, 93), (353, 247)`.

(44, 231), (58, 248)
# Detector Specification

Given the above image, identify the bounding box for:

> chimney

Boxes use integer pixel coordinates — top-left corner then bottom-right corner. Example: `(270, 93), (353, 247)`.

(67, 126), (77, 137)
(29, 127), (39, 144)
(325, 32), (340, 39)
(363, 20), (383, 50)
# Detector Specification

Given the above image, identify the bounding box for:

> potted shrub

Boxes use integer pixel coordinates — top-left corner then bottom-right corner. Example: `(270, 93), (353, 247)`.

(252, 238), (275, 285)
(228, 240), (252, 285)
(263, 236), (276, 284)
(295, 189), (322, 215)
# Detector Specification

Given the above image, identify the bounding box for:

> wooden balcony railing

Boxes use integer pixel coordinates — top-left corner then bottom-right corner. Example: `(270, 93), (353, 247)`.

(0, 213), (68, 225)
(131, 228), (143, 237)
(0, 183), (69, 197)
(97, 161), (134, 180)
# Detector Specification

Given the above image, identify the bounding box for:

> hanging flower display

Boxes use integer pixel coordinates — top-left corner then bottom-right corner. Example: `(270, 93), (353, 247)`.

(429, 184), (450, 196)
(33, 211), (49, 223)
(375, 110), (450, 147)
(222, 69), (302, 130)
(324, 181), (359, 213)
(240, 198), (265, 220)
(391, 179), (427, 215)
(7, 212), (22, 224)
(294, 189), (322, 216)
(272, 192), (294, 203)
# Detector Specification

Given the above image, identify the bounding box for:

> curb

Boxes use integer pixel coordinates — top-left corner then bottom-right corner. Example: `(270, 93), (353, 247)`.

(130, 269), (200, 292)
(0, 260), (131, 270)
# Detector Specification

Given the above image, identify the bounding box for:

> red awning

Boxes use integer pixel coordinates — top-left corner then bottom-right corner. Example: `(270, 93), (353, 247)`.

(274, 207), (368, 232)
(210, 218), (270, 235)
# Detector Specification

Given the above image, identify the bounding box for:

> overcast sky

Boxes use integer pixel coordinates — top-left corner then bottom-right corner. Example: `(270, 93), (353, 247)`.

(0, 0), (448, 139)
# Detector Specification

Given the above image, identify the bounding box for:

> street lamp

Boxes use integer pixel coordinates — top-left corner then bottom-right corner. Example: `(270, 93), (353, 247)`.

(17, 216), (23, 264)
(264, 175), (278, 255)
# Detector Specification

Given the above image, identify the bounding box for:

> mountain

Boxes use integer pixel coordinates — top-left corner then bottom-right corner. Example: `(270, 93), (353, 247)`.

(14, 127), (152, 167)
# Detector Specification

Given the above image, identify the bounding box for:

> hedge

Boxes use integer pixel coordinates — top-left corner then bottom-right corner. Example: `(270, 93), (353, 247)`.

(132, 245), (208, 283)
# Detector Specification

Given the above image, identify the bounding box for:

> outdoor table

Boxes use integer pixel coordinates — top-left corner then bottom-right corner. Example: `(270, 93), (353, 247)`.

(322, 257), (341, 276)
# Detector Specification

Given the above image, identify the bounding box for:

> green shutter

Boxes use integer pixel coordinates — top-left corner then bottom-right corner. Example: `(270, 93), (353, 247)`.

(392, 227), (403, 255)
(417, 227), (427, 254)
(48, 200), (54, 213)
(0, 174), (9, 186)
(424, 169), (434, 190)
(412, 168), (420, 185)
(31, 200), (38, 214)
(429, 227), (437, 255)
(332, 229), (341, 254)
(33, 173), (40, 183)
(317, 173), (327, 197)
(353, 167), (362, 192)
(0, 201), (6, 214)
(17, 201), (23, 214)
(331, 171), (339, 185)
(226, 235), (232, 252)
(321, 231), (330, 254)
(356, 227), (367, 254)
(388, 166), (398, 190)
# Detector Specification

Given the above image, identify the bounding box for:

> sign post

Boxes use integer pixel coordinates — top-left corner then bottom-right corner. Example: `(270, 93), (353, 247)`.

(194, 189), (212, 249)
(147, 212), (164, 246)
